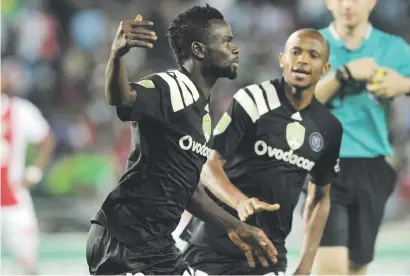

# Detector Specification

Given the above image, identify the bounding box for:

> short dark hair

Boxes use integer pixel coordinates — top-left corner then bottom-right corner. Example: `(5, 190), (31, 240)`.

(167, 4), (224, 66)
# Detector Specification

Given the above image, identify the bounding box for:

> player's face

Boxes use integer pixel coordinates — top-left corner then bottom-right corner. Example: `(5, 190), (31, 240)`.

(326, 0), (376, 27)
(280, 33), (331, 90)
(203, 20), (240, 79)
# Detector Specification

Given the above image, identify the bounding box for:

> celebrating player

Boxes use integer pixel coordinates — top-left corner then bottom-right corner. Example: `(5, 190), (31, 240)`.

(182, 29), (343, 275)
(86, 5), (277, 275)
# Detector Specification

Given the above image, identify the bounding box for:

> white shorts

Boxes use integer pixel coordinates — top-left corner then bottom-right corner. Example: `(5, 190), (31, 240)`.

(1, 191), (39, 269)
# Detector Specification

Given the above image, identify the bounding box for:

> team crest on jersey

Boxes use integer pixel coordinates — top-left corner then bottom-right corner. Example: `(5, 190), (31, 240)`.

(286, 122), (305, 150)
(213, 112), (232, 136)
(137, 79), (155, 88)
(309, 132), (324, 152)
(202, 113), (212, 142)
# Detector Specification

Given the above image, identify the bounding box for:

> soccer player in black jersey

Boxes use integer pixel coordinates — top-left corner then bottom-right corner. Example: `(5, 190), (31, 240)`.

(86, 5), (278, 275)
(181, 29), (343, 275)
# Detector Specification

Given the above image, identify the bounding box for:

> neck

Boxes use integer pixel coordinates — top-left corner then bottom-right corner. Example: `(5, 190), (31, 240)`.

(333, 20), (369, 50)
(284, 83), (314, 111)
(182, 60), (217, 100)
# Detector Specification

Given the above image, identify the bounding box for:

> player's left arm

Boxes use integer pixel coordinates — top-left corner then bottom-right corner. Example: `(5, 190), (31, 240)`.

(295, 122), (342, 275)
(186, 185), (278, 268)
(22, 101), (56, 188)
(367, 38), (410, 98)
(202, 95), (280, 222)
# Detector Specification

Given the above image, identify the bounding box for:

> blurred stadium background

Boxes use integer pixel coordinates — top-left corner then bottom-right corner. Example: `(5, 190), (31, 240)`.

(1, 0), (410, 274)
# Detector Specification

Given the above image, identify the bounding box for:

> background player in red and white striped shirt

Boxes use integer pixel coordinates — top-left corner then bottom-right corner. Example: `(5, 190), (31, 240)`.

(1, 78), (55, 275)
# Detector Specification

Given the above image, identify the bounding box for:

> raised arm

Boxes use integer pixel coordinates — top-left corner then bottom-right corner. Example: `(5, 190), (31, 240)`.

(105, 15), (157, 106)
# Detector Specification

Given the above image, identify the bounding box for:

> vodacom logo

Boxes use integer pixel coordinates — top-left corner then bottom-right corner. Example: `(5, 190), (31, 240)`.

(179, 135), (211, 158)
(254, 140), (315, 171)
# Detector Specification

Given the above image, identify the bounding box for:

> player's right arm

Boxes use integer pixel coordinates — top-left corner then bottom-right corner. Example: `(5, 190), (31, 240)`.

(315, 58), (378, 103)
(201, 92), (279, 221)
(105, 15), (157, 107)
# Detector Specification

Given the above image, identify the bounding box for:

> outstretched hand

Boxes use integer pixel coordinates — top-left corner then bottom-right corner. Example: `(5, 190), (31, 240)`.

(228, 224), (278, 268)
(236, 197), (280, 221)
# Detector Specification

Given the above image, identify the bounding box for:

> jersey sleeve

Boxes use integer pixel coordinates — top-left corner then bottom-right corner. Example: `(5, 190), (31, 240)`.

(212, 89), (256, 160)
(116, 75), (170, 122)
(310, 120), (343, 187)
(19, 100), (50, 144)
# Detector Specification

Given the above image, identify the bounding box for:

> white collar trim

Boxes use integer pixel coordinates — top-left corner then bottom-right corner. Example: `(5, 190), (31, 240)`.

(329, 23), (373, 41)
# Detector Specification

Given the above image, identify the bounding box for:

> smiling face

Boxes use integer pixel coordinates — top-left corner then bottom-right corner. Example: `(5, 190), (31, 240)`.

(280, 29), (331, 90)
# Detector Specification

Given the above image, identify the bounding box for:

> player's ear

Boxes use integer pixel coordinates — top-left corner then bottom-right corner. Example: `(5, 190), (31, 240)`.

(322, 63), (331, 76)
(192, 42), (205, 60)
(279, 53), (285, 69)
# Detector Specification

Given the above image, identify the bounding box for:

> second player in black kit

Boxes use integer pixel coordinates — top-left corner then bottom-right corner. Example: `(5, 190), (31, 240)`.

(86, 5), (278, 276)
(182, 29), (343, 275)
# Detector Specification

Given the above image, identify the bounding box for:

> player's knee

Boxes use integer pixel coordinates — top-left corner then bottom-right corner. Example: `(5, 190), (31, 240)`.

(314, 246), (348, 275)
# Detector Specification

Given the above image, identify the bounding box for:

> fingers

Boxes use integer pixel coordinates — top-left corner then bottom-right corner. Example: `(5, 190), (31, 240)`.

(228, 232), (256, 268)
(128, 33), (157, 41)
(129, 20), (154, 27)
(238, 205), (252, 222)
(257, 231), (278, 264)
(370, 68), (386, 85)
(256, 202), (280, 212)
(238, 198), (280, 221)
(126, 40), (154, 49)
(250, 198), (280, 212)
(123, 16), (156, 49)
(245, 200), (255, 216)
(129, 27), (156, 36)
(254, 250), (269, 267)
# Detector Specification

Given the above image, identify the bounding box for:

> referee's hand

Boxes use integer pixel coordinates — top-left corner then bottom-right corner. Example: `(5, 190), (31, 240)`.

(228, 224), (278, 268)
(236, 198), (280, 222)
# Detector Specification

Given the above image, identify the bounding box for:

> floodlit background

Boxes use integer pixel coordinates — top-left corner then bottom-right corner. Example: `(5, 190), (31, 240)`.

(1, 0), (410, 274)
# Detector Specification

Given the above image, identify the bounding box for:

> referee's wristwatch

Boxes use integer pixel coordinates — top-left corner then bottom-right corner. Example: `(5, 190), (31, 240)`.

(335, 65), (352, 86)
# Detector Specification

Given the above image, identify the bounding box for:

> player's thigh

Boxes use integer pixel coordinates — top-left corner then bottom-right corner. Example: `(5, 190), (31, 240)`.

(348, 157), (396, 265)
(314, 203), (349, 274)
(320, 203), (349, 247)
(1, 205), (39, 262)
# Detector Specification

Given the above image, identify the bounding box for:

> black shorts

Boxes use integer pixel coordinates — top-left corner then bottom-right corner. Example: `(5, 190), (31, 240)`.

(183, 244), (286, 275)
(86, 223), (189, 275)
(311, 156), (396, 264)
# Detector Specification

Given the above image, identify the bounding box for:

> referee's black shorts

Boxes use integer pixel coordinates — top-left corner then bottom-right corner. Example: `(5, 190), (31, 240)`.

(86, 223), (189, 275)
(304, 156), (396, 265)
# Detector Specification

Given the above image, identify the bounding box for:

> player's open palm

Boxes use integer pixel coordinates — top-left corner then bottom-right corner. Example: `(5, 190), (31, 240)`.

(236, 198), (280, 222)
(228, 224), (278, 268)
(111, 15), (157, 57)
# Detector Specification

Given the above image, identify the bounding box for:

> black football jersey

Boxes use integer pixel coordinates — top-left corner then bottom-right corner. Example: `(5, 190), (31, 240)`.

(182, 77), (342, 266)
(92, 69), (213, 250)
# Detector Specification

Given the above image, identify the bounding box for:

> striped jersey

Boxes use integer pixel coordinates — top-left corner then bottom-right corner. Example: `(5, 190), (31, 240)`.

(93, 69), (212, 250)
(182, 77), (342, 271)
